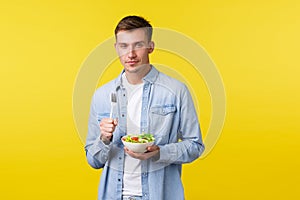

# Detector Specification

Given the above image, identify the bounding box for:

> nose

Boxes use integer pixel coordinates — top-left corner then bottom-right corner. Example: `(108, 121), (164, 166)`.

(128, 48), (137, 59)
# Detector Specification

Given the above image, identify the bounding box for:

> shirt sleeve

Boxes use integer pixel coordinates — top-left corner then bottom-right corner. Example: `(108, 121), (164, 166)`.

(85, 93), (111, 169)
(156, 85), (205, 164)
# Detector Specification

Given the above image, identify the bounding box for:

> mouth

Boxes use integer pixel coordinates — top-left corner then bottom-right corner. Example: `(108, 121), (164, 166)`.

(126, 60), (139, 65)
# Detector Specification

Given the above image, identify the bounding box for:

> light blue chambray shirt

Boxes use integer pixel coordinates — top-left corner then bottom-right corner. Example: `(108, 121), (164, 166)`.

(85, 66), (205, 200)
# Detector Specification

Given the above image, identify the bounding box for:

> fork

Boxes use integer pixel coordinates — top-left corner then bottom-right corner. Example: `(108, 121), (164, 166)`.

(110, 92), (117, 119)
(109, 93), (117, 142)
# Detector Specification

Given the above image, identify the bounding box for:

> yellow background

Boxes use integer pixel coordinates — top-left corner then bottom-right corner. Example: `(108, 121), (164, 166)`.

(1, 0), (299, 199)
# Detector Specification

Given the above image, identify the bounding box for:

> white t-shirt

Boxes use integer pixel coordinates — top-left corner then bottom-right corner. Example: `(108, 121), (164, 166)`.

(122, 73), (143, 196)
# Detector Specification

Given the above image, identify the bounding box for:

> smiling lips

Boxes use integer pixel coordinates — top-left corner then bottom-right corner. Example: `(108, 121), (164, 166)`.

(126, 60), (139, 65)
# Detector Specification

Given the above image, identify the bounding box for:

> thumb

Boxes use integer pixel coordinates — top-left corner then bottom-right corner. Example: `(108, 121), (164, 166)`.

(113, 118), (118, 126)
(147, 145), (159, 152)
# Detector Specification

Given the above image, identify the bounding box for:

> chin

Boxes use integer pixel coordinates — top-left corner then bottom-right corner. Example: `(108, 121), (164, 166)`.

(125, 68), (139, 74)
(125, 64), (140, 72)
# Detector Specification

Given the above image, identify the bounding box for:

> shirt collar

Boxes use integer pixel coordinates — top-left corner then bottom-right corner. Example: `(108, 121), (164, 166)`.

(114, 65), (159, 89)
(143, 65), (159, 84)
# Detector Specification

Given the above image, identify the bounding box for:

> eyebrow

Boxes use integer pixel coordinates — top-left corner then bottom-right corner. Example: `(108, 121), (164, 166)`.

(117, 41), (146, 45)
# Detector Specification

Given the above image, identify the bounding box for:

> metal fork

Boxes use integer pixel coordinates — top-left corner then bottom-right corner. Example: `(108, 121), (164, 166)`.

(110, 92), (117, 119)
(109, 93), (117, 142)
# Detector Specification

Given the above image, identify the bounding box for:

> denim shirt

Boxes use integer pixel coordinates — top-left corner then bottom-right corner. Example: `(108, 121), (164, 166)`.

(85, 66), (205, 200)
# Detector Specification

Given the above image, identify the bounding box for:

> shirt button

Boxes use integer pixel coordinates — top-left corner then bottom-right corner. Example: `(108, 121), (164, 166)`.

(122, 114), (124, 117)
(119, 157), (122, 160)
(118, 179), (121, 181)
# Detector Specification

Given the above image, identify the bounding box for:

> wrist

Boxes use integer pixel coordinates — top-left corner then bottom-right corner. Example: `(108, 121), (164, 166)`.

(100, 135), (111, 145)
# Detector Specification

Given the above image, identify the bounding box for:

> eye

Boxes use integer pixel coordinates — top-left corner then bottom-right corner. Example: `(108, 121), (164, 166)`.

(135, 42), (144, 48)
(119, 44), (128, 49)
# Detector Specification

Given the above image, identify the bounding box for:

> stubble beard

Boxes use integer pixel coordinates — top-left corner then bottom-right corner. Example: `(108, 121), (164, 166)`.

(125, 63), (150, 75)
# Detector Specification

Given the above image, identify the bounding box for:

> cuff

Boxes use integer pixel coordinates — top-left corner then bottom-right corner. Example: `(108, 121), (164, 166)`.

(156, 143), (177, 163)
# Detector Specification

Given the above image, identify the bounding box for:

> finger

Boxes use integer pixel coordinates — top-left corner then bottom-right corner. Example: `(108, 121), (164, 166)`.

(124, 147), (158, 160)
(100, 123), (117, 133)
(103, 118), (114, 123)
(101, 126), (114, 133)
(124, 147), (135, 155)
(124, 148), (140, 158)
(100, 122), (115, 129)
(147, 145), (159, 152)
(100, 131), (112, 138)
(100, 118), (113, 125)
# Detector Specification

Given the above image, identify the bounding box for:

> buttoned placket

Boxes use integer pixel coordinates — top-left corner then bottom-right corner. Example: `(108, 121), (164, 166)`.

(116, 86), (128, 200)
(140, 81), (151, 200)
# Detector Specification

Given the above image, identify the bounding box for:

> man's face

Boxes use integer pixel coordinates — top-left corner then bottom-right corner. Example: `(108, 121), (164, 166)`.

(115, 28), (154, 74)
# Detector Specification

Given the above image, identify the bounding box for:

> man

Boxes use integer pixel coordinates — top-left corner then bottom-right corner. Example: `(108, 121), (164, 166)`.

(85, 15), (205, 200)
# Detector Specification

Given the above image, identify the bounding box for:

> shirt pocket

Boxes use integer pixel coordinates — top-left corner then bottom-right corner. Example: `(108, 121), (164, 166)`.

(149, 105), (177, 144)
(150, 105), (176, 116)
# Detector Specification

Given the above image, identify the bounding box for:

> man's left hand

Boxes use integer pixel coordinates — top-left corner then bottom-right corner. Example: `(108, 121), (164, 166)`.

(124, 145), (160, 160)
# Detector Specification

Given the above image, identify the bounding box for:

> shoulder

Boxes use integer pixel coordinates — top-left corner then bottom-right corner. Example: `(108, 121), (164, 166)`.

(93, 78), (117, 100)
(155, 71), (188, 95)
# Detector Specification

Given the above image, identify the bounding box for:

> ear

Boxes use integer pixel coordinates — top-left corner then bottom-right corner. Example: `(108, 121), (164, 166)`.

(148, 41), (155, 53)
(114, 42), (120, 55)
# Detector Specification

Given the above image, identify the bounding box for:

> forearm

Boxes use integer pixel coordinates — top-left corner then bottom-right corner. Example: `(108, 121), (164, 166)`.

(85, 137), (111, 169)
(155, 84), (205, 164)
(156, 139), (204, 164)
(85, 93), (111, 169)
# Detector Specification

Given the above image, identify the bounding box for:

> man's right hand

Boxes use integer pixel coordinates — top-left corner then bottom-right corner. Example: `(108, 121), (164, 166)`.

(99, 118), (118, 144)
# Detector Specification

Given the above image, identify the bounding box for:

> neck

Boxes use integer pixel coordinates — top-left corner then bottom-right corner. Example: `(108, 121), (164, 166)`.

(125, 64), (151, 84)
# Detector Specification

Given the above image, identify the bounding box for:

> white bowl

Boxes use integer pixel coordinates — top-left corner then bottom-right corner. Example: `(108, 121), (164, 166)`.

(122, 136), (154, 153)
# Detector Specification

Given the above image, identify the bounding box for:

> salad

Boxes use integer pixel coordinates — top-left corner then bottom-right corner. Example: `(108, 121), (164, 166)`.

(122, 133), (155, 143)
